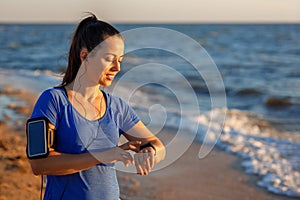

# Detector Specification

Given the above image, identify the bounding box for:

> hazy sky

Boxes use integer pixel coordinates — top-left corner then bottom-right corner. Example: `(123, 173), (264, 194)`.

(0, 0), (300, 23)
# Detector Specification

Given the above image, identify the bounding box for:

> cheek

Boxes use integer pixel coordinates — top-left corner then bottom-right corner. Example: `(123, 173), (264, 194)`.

(89, 60), (107, 74)
(99, 66), (110, 79)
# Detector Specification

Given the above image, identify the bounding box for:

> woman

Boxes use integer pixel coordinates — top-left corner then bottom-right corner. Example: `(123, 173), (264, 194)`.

(28, 13), (165, 200)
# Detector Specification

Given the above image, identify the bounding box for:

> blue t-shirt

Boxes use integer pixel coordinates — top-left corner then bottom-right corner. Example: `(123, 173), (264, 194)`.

(30, 87), (140, 200)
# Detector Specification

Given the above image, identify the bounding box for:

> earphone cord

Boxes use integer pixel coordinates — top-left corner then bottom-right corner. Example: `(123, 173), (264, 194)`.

(85, 86), (104, 150)
(40, 175), (43, 200)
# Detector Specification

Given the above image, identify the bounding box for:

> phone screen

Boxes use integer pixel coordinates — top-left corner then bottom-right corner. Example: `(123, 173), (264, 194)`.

(27, 119), (47, 158)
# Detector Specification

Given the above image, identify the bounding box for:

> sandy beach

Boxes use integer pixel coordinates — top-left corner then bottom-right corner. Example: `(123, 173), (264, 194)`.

(0, 86), (296, 200)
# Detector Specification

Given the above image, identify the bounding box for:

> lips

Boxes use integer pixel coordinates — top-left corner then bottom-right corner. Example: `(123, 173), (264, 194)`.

(106, 74), (115, 81)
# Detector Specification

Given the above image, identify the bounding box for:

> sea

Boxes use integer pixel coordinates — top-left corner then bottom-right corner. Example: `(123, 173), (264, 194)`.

(0, 23), (299, 197)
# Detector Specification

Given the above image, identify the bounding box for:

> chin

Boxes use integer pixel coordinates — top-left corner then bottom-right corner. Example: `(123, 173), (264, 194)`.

(99, 81), (112, 87)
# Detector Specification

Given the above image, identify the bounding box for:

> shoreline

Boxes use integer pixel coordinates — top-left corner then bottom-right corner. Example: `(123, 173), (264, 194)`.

(117, 132), (296, 200)
(0, 86), (297, 200)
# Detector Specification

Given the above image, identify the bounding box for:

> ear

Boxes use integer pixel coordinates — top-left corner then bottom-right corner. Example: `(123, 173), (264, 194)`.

(80, 48), (89, 63)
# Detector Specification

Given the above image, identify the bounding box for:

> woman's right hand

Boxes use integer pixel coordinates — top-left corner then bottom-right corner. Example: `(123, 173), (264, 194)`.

(29, 147), (134, 176)
(94, 147), (134, 167)
(119, 140), (142, 152)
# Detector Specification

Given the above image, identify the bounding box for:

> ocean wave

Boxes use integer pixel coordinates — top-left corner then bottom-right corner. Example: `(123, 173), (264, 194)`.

(197, 108), (300, 197)
(145, 104), (300, 197)
(0, 68), (62, 93)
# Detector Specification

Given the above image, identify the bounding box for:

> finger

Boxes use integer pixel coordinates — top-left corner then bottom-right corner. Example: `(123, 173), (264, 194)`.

(140, 149), (153, 173)
(137, 151), (148, 175)
(128, 144), (138, 152)
(127, 152), (134, 164)
(134, 154), (143, 175)
(120, 141), (141, 152)
(138, 153), (147, 175)
(144, 151), (152, 174)
(128, 141), (142, 152)
(121, 152), (133, 166)
(149, 150), (155, 169)
(133, 140), (142, 146)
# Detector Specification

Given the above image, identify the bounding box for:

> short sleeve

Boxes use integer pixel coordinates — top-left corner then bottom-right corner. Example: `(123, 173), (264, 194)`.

(30, 89), (60, 128)
(116, 98), (140, 134)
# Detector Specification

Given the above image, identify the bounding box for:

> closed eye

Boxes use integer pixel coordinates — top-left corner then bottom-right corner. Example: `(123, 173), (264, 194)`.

(104, 54), (124, 63)
(105, 56), (115, 62)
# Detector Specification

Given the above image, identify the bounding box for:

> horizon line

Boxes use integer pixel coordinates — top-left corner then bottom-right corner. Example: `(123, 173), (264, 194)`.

(0, 20), (300, 25)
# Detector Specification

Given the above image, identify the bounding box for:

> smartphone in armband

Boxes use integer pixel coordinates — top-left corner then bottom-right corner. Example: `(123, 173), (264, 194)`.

(26, 117), (55, 159)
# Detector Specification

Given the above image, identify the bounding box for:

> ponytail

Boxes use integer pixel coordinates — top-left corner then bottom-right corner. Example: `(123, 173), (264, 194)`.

(61, 13), (121, 86)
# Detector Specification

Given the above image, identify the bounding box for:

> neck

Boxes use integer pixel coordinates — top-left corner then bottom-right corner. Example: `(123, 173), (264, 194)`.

(69, 82), (102, 99)
(67, 65), (104, 100)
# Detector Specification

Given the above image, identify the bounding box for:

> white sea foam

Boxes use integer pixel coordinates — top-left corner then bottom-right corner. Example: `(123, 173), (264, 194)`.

(196, 108), (300, 197)
(0, 68), (61, 94)
(0, 68), (62, 123)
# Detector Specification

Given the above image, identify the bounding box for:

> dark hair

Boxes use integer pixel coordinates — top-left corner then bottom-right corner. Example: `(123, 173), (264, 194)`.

(61, 13), (121, 86)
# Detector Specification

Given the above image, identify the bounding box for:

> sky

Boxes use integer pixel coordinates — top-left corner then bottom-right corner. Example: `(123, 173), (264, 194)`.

(0, 0), (300, 23)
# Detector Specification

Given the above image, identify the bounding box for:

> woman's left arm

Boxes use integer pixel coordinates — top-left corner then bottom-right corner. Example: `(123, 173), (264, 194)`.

(123, 121), (166, 175)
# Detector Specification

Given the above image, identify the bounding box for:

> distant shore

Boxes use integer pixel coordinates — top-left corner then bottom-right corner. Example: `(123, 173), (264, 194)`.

(0, 85), (296, 200)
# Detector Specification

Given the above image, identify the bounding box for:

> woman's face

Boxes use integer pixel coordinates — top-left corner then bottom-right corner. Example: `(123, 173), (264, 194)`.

(85, 35), (124, 87)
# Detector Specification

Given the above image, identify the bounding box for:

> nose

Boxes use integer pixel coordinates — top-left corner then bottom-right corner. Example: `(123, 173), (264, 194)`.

(111, 59), (121, 72)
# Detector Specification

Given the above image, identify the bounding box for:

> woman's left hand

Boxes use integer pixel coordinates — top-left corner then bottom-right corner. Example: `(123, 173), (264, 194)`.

(134, 147), (156, 175)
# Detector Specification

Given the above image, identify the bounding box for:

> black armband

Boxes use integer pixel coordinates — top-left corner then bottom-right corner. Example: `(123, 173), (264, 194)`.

(26, 117), (55, 159)
(140, 142), (156, 156)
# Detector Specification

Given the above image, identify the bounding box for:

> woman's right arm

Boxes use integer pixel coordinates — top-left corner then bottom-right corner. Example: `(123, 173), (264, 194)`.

(29, 121), (140, 176)
(29, 146), (134, 176)
(29, 150), (98, 175)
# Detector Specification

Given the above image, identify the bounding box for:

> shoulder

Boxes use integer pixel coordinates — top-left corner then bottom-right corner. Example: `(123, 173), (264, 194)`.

(41, 87), (64, 96)
(31, 87), (65, 126)
(105, 92), (136, 115)
(105, 92), (129, 108)
(37, 87), (66, 104)
(105, 91), (139, 117)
